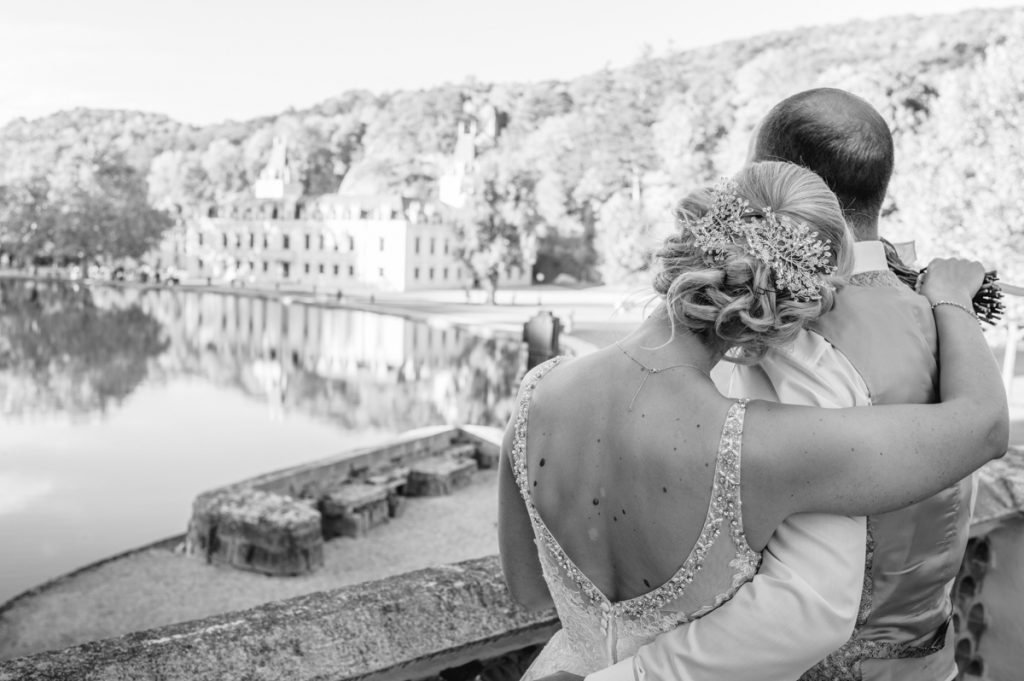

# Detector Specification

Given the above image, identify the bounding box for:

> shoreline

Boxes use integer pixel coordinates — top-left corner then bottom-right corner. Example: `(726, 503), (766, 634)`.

(0, 272), (645, 351)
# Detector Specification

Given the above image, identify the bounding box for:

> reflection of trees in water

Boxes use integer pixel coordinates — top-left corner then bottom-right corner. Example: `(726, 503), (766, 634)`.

(0, 280), (168, 417)
(0, 282), (526, 429)
(267, 335), (524, 431)
(129, 288), (527, 431)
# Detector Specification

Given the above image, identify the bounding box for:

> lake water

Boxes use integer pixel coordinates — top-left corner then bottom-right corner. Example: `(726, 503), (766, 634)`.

(0, 279), (524, 604)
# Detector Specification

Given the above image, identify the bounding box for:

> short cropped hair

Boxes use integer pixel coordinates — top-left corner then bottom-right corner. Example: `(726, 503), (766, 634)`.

(752, 88), (893, 235)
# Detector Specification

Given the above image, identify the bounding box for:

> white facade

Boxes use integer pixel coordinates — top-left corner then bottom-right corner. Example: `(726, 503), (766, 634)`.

(177, 196), (532, 292)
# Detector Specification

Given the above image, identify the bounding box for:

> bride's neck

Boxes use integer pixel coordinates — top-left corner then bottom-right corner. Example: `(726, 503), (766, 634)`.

(622, 311), (721, 374)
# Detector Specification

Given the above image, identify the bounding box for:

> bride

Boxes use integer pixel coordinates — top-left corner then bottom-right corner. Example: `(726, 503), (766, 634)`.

(498, 161), (1007, 679)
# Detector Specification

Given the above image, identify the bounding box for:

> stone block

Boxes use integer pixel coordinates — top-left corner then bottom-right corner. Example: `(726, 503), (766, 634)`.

(366, 466), (411, 518)
(472, 440), (500, 469)
(186, 488), (323, 576)
(444, 442), (479, 460)
(366, 465), (410, 492)
(320, 483), (390, 539)
(407, 455), (478, 496)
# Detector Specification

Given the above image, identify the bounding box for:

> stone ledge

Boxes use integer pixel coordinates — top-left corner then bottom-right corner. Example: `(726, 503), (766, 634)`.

(0, 555), (558, 681)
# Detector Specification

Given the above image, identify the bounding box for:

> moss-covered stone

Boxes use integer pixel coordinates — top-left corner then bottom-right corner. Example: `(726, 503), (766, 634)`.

(0, 555), (558, 681)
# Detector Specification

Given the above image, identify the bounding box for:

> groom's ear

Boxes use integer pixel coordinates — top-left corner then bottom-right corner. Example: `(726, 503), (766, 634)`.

(746, 122), (763, 163)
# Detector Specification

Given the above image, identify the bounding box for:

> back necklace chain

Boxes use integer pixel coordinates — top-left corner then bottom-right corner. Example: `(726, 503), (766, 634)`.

(614, 341), (709, 412)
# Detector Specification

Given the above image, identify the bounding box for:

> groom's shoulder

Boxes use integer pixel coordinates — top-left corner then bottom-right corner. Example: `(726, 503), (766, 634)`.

(808, 284), (938, 404)
(834, 281), (931, 324)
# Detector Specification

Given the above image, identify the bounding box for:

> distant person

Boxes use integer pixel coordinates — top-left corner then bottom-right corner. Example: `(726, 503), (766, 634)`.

(574, 89), (978, 681)
(498, 161), (1006, 680)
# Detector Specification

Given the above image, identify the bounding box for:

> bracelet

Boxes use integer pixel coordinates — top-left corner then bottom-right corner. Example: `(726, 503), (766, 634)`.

(931, 300), (979, 322)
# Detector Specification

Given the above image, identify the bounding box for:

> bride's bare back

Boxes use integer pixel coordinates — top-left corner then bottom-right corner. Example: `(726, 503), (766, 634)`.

(524, 347), (746, 604)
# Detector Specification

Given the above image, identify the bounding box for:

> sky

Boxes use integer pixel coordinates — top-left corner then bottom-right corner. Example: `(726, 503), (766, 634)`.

(2, 0), (1021, 127)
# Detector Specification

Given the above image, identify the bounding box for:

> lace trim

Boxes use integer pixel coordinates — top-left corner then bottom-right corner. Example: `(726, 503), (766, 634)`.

(798, 618), (950, 681)
(510, 358), (759, 620)
(848, 270), (904, 289)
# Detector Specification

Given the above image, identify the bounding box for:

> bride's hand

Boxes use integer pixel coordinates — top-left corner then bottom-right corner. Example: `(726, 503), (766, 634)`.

(919, 257), (986, 307)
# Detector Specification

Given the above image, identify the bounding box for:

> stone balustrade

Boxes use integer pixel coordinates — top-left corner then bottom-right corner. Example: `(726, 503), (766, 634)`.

(0, 555), (559, 681)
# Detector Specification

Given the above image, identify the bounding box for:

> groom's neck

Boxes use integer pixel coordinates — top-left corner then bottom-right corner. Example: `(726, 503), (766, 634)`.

(847, 218), (880, 242)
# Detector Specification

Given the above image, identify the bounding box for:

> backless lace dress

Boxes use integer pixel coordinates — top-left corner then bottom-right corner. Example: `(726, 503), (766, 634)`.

(512, 358), (761, 678)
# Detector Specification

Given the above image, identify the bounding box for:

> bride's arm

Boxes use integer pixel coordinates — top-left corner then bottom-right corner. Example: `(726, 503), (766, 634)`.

(747, 258), (1008, 526)
(498, 419), (554, 611)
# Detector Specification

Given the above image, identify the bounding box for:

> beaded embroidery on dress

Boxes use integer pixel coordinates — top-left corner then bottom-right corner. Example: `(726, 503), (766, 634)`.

(512, 357), (761, 679)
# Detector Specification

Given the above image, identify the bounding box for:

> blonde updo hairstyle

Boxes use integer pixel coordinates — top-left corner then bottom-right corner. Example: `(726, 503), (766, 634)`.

(653, 161), (853, 363)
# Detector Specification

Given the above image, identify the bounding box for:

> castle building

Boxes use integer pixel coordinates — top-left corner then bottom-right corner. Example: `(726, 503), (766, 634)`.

(163, 134), (532, 293)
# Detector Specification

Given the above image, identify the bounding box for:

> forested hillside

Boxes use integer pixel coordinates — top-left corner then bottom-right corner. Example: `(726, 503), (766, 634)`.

(1, 6), (1022, 284)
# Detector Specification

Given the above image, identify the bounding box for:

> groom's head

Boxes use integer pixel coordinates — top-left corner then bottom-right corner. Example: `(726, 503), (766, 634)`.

(750, 88), (893, 241)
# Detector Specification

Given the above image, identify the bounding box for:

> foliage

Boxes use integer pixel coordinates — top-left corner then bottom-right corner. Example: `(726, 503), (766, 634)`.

(452, 153), (540, 303)
(0, 151), (174, 266)
(1, 7), (1022, 284)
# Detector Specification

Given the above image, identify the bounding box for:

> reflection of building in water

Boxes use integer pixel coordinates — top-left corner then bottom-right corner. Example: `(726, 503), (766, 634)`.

(157, 126), (531, 292)
(132, 288), (524, 430)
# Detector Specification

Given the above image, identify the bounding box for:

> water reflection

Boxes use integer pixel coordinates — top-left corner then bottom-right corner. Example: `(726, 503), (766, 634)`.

(0, 280), (525, 430)
(0, 281), (168, 417)
(0, 279), (526, 604)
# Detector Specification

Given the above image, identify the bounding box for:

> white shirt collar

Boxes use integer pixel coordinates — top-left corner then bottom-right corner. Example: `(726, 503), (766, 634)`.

(851, 240), (887, 275)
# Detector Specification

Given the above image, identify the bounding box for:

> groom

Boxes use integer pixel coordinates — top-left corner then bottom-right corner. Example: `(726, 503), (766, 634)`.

(737, 88), (972, 681)
(560, 89), (968, 681)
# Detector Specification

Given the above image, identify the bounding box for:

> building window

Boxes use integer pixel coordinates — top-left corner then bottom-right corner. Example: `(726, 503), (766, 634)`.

(378, 267), (384, 278)
(197, 258), (204, 270)
(348, 236), (355, 251)
(348, 265), (355, 276)
(443, 267), (449, 280)
(319, 234), (325, 251)
(249, 233), (255, 248)
(235, 234), (241, 248)
(263, 235), (268, 248)
(263, 261), (269, 272)
(457, 267), (462, 279)
(333, 264), (339, 275)
(430, 238), (435, 255)
(429, 267), (435, 280)
(444, 239), (449, 255)
(282, 262), (290, 278)
(249, 261), (255, 272)
(198, 233), (204, 246)
(222, 233), (228, 247)
(414, 267), (420, 280)
(304, 263), (310, 274)
(415, 237), (421, 254)
(283, 235), (290, 250)
(318, 263), (325, 274)
(305, 234), (311, 250)
(379, 237), (385, 252)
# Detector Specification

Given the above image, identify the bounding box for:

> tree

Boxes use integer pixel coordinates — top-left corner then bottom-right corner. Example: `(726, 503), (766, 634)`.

(887, 15), (1024, 300)
(3, 144), (179, 269)
(0, 176), (54, 265)
(453, 155), (539, 304)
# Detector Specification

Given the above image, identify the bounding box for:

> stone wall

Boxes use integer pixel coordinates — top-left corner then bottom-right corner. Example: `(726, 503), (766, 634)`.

(0, 556), (559, 681)
(949, 449), (1024, 680)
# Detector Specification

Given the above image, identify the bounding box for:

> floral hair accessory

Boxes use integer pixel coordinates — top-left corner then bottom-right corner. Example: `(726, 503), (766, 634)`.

(686, 180), (837, 301)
